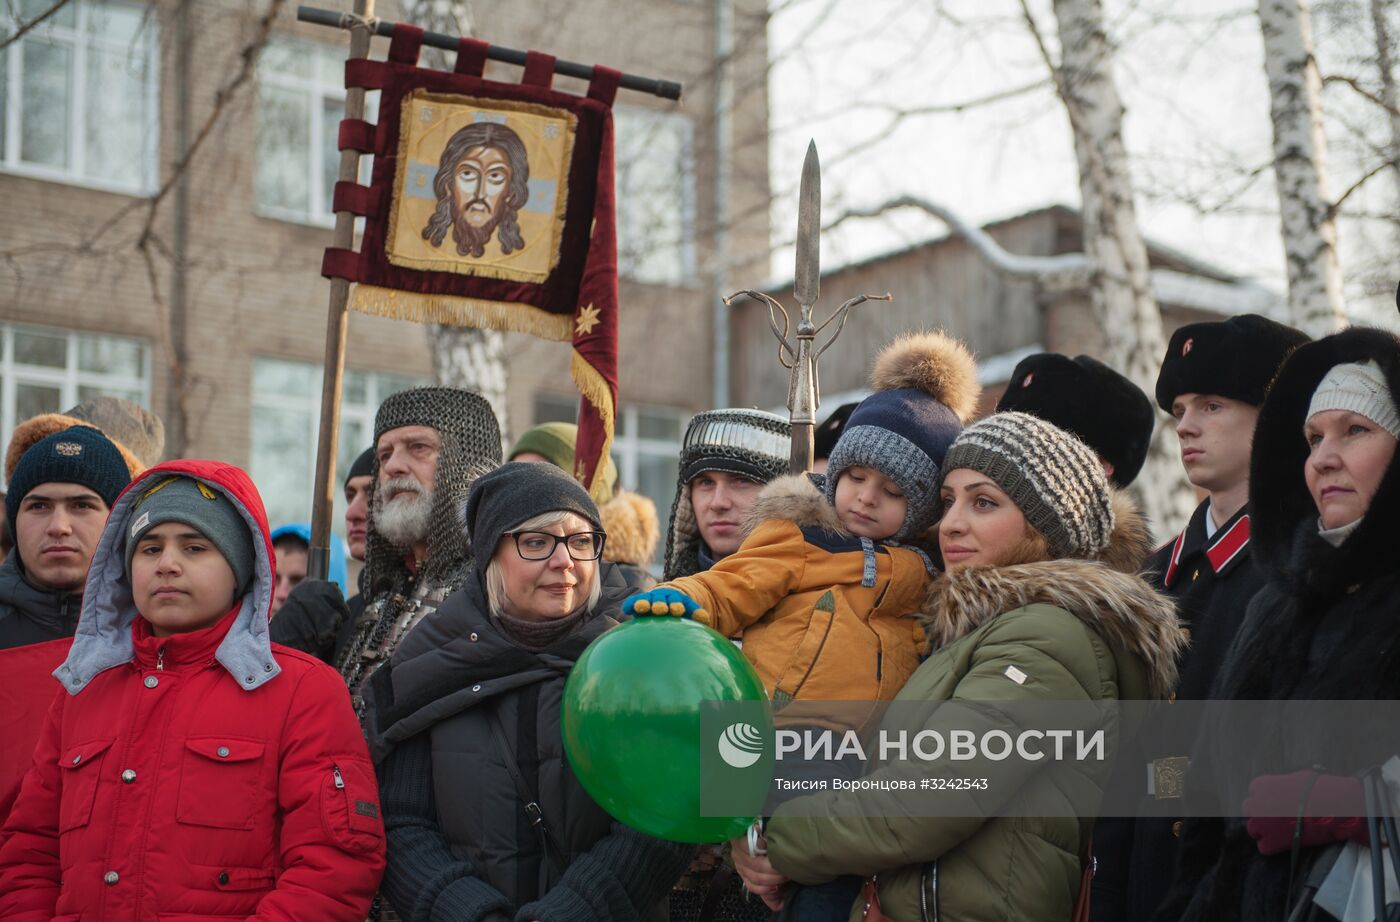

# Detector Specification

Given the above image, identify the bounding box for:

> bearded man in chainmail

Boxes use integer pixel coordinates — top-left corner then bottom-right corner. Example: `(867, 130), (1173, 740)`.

(665, 408), (789, 922)
(336, 386), (502, 714)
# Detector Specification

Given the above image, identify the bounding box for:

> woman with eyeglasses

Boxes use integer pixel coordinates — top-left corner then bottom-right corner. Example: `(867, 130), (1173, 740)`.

(361, 462), (692, 922)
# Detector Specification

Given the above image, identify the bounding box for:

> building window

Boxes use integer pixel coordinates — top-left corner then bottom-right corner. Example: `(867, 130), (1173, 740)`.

(249, 357), (427, 530)
(255, 37), (376, 226)
(0, 323), (151, 485)
(614, 106), (695, 286)
(0, 0), (158, 194)
(535, 394), (685, 571)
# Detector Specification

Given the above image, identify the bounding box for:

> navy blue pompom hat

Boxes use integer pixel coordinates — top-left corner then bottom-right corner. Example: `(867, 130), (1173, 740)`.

(824, 331), (980, 540)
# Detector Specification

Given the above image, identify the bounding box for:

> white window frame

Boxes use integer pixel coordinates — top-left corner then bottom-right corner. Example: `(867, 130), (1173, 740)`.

(255, 36), (374, 229)
(249, 357), (428, 528)
(613, 105), (697, 286)
(0, 323), (153, 487)
(0, 0), (160, 195)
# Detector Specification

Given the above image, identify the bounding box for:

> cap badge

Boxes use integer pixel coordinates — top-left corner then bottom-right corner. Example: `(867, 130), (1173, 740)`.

(54, 442), (82, 457)
(1022, 373), (1034, 388)
(1182, 338), (1194, 356)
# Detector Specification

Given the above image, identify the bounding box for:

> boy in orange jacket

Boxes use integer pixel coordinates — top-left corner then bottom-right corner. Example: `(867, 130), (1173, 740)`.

(0, 460), (384, 921)
(625, 331), (979, 706)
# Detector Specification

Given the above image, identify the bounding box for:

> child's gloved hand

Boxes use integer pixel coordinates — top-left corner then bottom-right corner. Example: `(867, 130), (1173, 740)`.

(622, 588), (710, 625)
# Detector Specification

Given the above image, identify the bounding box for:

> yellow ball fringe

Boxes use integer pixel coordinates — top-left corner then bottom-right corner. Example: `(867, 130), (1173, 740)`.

(632, 598), (650, 614)
(668, 602), (687, 617)
(650, 601), (670, 616)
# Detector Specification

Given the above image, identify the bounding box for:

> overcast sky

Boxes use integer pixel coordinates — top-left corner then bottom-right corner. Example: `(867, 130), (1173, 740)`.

(765, 0), (1399, 328)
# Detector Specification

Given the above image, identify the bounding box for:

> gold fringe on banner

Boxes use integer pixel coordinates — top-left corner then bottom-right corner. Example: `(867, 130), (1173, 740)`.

(350, 284), (573, 342)
(571, 348), (617, 504)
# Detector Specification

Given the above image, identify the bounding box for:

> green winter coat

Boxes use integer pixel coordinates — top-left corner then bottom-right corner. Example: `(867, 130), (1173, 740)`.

(763, 494), (1185, 922)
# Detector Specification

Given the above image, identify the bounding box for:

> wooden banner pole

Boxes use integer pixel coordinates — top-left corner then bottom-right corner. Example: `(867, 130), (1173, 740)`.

(307, 0), (375, 582)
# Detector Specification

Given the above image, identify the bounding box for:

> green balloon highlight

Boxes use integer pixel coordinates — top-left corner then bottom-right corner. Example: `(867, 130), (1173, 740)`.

(563, 617), (772, 844)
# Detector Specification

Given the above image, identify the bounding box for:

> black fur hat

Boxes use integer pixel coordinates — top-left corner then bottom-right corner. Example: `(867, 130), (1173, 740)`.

(1155, 313), (1309, 412)
(813, 402), (858, 462)
(996, 353), (1154, 487)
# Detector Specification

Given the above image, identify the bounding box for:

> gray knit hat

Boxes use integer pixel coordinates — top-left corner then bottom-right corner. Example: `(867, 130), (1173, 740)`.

(939, 411), (1115, 560)
(124, 475), (256, 593)
(1306, 361), (1400, 439)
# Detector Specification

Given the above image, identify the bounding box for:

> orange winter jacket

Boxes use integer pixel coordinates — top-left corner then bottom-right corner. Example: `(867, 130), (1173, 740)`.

(664, 474), (932, 707)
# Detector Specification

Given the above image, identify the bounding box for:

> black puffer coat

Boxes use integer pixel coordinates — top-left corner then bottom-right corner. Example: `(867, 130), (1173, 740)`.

(363, 575), (691, 922)
(1159, 327), (1400, 922)
(0, 553), (80, 651)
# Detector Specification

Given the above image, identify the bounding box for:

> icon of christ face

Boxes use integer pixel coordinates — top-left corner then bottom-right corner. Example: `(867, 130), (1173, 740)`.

(452, 145), (513, 230)
(422, 121), (530, 258)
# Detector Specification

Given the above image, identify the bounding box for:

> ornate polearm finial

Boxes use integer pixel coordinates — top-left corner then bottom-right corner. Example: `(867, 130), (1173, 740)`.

(725, 140), (891, 475)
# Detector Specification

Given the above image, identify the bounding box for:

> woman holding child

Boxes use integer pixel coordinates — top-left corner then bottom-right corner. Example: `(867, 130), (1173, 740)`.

(731, 406), (1186, 921)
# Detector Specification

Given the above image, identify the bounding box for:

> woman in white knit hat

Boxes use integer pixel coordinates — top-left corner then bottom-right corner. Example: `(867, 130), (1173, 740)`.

(1160, 326), (1400, 922)
(734, 412), (1186, 922)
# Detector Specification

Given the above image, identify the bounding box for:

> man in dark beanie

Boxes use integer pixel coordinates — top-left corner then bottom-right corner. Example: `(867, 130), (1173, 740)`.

(270, 446), (374, 666)
(1090, 313), (1309, 922)
(335, 387), (502, 715)
(1, 426), (131, 650)
(996, 353), (1154, 487)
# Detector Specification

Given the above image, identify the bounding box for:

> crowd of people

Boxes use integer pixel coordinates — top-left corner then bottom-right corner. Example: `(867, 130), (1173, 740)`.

(0, 310), (1395, 922)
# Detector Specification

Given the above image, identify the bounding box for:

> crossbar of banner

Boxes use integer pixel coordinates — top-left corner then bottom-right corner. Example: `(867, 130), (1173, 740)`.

(296, 5), (684, 100)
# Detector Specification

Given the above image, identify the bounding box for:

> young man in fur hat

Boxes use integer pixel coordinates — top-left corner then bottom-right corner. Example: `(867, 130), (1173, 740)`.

(1090, 313), (1309, 922)
(996, 352), (1155, 487)
(335, 387), (502, 716)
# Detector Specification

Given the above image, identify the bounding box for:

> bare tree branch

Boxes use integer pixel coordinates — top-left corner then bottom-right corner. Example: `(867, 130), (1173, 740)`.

(0, 0), (75, 50)
(1327, 157), (1392, 218)
(1324, 72), (1400, 116)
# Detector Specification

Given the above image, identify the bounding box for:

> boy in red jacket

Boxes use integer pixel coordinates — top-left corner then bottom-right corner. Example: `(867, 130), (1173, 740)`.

(0, 460), (385, 921)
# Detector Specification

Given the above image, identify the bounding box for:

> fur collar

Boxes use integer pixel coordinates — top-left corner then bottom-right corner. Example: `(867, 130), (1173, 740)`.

(922, 491), (1181, 699)
(923, 560), (1183, 699)
(742, 473), (845, 537)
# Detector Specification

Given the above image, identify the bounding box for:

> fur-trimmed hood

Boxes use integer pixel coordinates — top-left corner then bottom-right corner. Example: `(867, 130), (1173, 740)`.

(599, 489), (660, 568)
(742, 473), (843, 538)
(921, 489), (1182, 699)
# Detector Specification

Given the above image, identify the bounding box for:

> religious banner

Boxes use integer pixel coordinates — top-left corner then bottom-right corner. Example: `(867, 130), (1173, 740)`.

(321, 25), (620, 499)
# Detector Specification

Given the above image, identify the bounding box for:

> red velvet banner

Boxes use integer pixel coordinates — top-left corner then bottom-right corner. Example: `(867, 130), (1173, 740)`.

(323, 25), (621, 499)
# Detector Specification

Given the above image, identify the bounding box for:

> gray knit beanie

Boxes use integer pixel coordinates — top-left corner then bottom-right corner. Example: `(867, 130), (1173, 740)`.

(1306, 361), (1400, 439)
(939, 411), (1115, 560)
(124, 476), (256, 593)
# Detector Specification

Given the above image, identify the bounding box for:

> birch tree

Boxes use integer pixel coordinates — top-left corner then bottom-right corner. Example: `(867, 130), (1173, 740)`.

(1260, 0), (1348, 333)
(1031, 0), (1197, 535)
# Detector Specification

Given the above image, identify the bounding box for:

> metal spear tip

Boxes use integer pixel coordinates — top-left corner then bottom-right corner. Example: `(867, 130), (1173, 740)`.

(794, 140), (821, 309)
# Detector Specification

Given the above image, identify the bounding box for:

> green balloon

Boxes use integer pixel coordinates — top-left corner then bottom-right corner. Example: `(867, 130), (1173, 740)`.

(563, 617), (773, 844)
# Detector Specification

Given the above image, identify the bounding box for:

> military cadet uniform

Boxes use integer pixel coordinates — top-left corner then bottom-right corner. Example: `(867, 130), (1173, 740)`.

(1090, 314), (1309, 922)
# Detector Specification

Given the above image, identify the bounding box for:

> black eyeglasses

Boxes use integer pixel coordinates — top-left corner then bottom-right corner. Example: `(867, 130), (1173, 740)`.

(508, 530), (607, 561)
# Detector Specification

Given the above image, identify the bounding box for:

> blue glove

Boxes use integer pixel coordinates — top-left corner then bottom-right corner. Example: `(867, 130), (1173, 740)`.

(622, 587), (709, 624)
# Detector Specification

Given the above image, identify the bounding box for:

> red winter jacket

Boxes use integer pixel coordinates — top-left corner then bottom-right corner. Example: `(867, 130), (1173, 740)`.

(0, 459), (385, 921)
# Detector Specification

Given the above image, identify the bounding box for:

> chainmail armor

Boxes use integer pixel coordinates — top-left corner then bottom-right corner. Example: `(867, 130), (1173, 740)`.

(662, 409), (789, 580)
(337, 386), (502, 699)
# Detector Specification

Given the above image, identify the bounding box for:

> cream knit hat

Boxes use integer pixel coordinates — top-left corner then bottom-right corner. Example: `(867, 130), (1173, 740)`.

(1306, 361), (1400, 439)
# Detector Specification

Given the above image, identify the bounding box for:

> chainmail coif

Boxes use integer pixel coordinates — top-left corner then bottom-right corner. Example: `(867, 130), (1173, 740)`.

(662, 408), (789, 579)
(336, 386), (502, 691)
